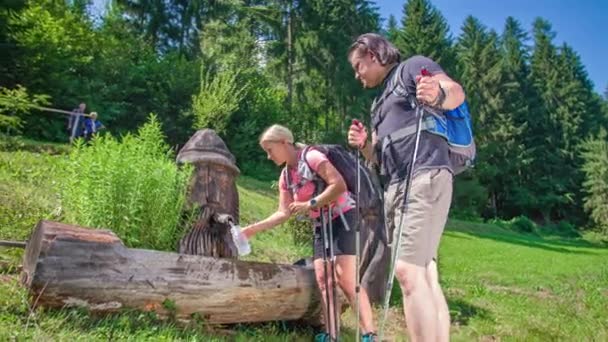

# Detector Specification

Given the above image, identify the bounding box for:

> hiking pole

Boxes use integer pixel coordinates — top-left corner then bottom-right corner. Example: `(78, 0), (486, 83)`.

(378, 95), (426, 342)
(328, 207), (340, 341)
(352, 119), (363, 341)
(320, 207), (334, 340)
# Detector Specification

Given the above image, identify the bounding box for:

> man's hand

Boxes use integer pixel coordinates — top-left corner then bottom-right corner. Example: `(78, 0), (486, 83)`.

(348, 119), (368, 149)
(415, 74), (442, 106)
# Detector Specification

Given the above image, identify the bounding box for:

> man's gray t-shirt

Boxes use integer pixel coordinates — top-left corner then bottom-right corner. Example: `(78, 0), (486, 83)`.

(371, 55), (452, 186)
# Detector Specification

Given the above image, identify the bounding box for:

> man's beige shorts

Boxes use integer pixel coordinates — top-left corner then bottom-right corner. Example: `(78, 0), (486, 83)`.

(384, 168), (453, 267)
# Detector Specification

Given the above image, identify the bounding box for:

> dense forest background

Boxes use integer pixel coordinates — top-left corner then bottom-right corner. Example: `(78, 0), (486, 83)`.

(1, 0), (607, 234)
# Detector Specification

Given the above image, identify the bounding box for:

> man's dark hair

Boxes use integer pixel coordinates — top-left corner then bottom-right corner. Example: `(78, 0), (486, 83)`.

(348, 33), (401, 66)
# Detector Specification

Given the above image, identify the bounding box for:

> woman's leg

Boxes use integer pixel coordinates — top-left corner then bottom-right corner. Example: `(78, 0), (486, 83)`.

(335, 255), (376, 334)
(314, 258), (338, 338)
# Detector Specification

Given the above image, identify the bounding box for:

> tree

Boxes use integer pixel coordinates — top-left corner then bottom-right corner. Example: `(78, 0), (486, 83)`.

(0, 86), (50, 134)
(7, 0), (99, 140)
(455, 16), (523, 218)
(396, 0), (454, 72)
(580, 129), (608, 234)
(386, 14), (399, 43)
(498, 16), (534, 217)
(526, 18), (598, 223)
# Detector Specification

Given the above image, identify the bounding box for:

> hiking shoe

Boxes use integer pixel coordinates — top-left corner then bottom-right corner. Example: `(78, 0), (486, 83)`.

(314, 332), (337, 342)
(361, 332), (378, 342)
(314, 332), (330, 342)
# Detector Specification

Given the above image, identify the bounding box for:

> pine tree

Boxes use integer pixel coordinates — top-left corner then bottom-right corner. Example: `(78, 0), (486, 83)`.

(527, 18), (594, 223)
(580, 129), (608, 234)
(499, 16), (534, 217)
(455, 16), (523, 217)
(274, 0), (380, 141)
(386, 14), (399, 43)
(396, 0), (454, 71)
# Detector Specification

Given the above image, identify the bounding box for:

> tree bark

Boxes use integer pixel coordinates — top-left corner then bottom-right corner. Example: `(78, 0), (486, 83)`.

(21, 220), (322, 325)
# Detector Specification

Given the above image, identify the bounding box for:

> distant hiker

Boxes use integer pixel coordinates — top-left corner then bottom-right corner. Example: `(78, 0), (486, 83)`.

(241, 124), (378, 342)
(347, 33), (468, 342)
(83, 111), (105, 142)
(68, 102), (86, 143)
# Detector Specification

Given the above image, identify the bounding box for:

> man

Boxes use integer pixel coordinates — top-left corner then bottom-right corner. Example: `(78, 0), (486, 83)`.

(68, 102), (86, 143)
(347, 33), (465, 342)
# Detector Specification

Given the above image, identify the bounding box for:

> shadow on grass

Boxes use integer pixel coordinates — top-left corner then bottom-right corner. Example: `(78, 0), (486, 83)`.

(448, 298), (491, 326)
(447, 221), (606, 255)
(21, 306), (317, 341)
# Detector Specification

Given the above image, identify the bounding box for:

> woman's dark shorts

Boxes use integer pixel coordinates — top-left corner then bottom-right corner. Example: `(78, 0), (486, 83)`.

(313, 209), (357, 260)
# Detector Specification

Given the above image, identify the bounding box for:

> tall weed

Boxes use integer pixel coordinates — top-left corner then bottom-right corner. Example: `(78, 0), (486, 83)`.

(60, 115), (192, 250)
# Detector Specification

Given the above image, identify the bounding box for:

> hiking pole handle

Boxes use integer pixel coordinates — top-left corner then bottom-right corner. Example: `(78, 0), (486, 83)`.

(420, 66), (431, 77)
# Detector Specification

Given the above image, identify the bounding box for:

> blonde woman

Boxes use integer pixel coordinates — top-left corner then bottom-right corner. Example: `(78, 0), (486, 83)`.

(241, 124), (377, 342)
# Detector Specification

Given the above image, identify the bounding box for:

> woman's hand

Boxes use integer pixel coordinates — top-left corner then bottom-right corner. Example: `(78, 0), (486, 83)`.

(241, 225), (256, 239)
(289, 201), (311, 215)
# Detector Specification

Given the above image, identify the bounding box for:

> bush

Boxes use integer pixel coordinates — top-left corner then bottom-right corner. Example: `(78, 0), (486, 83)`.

(59, 115), (192, 251)
(451, 174), (487, 219)
(508, 216), (537, 234)
(539, 220), (580, 238)
(287, 216), (312, 247)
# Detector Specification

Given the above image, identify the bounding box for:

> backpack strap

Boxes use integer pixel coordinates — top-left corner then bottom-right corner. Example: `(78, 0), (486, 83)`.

(380, 116), (437, 157)
(283, 145), (320, 197)
(301, 146), (327, 196)
(370, 63), (409, 130)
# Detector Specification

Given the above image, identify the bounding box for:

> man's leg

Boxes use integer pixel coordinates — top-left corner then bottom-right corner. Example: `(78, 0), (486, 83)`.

(395, 260), (437, 342)
(426, 169), (453, 342)
(386, 170), (439, 341)
(426, 260), (450, 342)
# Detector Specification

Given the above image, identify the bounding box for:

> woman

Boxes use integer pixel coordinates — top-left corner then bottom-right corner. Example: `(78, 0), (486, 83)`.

(241, 124), (377, 342)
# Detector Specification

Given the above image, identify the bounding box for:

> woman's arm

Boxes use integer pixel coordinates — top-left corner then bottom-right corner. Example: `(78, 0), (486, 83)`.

(242, 188), (293, 239)
(308, 160), (347, 207)
(287, 159), (348, 214)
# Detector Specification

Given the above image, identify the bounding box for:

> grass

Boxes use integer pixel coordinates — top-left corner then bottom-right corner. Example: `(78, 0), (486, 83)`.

(1, 136), (607, 341)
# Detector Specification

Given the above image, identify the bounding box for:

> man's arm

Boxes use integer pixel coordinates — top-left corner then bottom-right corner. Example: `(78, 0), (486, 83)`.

(416, 73), (465, 110)
(435, 74), (465, 110)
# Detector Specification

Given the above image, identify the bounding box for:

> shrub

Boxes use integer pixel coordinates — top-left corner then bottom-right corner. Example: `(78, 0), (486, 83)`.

(508, 216), (537, 234)
(540, 220), (580, 238)
(287, 216), (312, 247)
(59, 114), (192, 250)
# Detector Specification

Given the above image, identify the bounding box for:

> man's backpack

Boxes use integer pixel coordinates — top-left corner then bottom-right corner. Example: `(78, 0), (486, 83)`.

(282, 144), (389, 303)
(388, 62), (476, 175)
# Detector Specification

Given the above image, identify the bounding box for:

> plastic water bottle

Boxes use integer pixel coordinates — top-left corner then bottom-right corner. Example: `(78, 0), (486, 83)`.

(229, 223), (251, 256)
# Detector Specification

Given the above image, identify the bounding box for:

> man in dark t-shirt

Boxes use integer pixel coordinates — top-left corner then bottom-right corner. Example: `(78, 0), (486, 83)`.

(347, 33), (466, 342)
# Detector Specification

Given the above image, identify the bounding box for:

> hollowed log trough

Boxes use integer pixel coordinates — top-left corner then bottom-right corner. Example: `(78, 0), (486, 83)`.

(21, 220), (321, 324)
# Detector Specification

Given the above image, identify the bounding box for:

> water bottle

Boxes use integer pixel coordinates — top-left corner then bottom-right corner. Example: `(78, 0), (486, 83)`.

(229, 223), (251, 256)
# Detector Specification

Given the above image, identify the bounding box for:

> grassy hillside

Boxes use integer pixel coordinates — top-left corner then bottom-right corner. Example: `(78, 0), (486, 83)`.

(1, 139), (606, 341)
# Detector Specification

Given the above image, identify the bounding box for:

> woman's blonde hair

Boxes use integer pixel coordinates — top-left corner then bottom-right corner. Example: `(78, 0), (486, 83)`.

(259, 124), (305, 148)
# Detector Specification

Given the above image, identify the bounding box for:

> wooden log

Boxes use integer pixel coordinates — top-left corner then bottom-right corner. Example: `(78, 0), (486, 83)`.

(21, 220), (322, 324)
